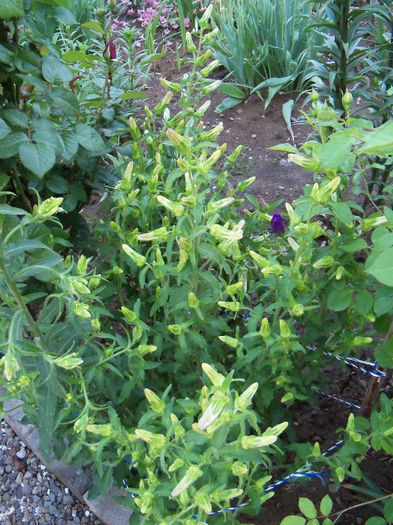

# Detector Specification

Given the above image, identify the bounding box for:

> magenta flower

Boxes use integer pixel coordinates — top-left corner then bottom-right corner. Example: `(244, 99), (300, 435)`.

(104, 41), (117, 60)
(184, 17), (190, 28)
(271, 214), (286, 234)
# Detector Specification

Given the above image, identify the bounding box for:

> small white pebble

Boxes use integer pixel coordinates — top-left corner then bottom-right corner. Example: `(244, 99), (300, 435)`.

(40, 465), (46, 471)
(248, 156), (253, 160)
(251, 134), (257, 139)
(65, 488), (69, 494)
(85, 511), (90, 517)
(72, 509), (77, 518)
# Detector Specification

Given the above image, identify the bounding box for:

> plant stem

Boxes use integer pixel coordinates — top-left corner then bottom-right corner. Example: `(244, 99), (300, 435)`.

(360, 318), (393, 417)
(0, 258), (41, 339)
(331, 491), (393, 524)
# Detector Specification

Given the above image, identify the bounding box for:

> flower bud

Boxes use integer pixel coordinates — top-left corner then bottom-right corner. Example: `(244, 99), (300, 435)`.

(195, 100), (211, 117)
(279, 319), (291, 338)
(168, 458), (184, 472)
(198, 395), (227, 430)
(188, 292), (199, 309)
(160, 78), (182, 93)
(185, 32), (196, 52)
(171, 466), (203, 497)
(291, 304), (304, 316)
(135, 429), (166, 448)
(241, 435), (277, 449)
(86, 424), (112, 436)
(136, 344), (157, 356)
(91, 318), (101, 331)
(235, 382), (258, 410)
(235, 176), (255, 192)
(55, 353), (83, 370)
(128, 117), (141, 138)
(200, 122), (224, 142)
(121, 306), (137, 323)
(259, 318), (270, 339)
(218, 335), (239, 348)
(203, 79), (222, 94)
(34, 197), (64, 218)
(76, 255), (88, 276)
(217, 301), (241, 312)
(144, 388), (165, 414)
(168, 324), (182, 335)
(122, 244), (146, 267)
(312, 256), (334, 269)
(137, 227), (169, 242)
(310, 89), (319, 102)
(225, 281), (243, 295)
(166, 128), (191, 155)
(201, 363), (225, 386)
(342, 90), (353, 110)
(201, 59), (219, 78)
(3, 351), (20, 381)
(154, 91), (172, 115)
(157, 195), (184, 216)
(73, 302), (91, 318)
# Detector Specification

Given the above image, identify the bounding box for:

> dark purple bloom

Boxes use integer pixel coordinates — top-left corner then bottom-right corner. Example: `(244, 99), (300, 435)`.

(104, 41), (116, 60)
(271, 213), (285, 234)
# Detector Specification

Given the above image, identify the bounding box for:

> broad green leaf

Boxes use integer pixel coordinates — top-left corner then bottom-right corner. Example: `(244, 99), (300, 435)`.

(54, 6), (76, 24)
(299, 498), (317, 519)
(366, 247), (393, 287)
(19, 142), (56, 178)
(0, 172), (10, 190)
(384, 498), (393, 521)
(280, 517), (306, 525)
(269, 143), (298, 153)
(319, 135), (357, 170)
(365, 518), (387, 525)
(0, 132), (28, 158)
(218, 83), (247, 99)
(327, 287), (352, 312)
(374, 288), (393, 316)
(0, 0), (24, 18)
(58, 130), (78, 160)
(2, 109), (28, 128)
(3, 240), (50, 258)
(359, 120), (393, 156)
(75, 124), (106, 153)
(120, 91), (147, 100)
(42, 55), (73, 83)
(331, 202), (353, 226)
(376, 336), (393, 369)
(49, 87), (79, 115)
(320, 495), (333, 516)
(354, 290), (373, 315)
(46, 174), (69, 194)
(0, 118), (11, 139)
(341, 238), (367, 253)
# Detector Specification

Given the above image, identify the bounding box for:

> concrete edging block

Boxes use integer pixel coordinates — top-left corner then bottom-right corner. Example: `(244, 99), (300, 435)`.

(3, 395), (133, 525)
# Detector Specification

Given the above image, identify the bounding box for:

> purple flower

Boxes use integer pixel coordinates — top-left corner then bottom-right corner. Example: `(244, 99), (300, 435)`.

(271, 213), (285, 234)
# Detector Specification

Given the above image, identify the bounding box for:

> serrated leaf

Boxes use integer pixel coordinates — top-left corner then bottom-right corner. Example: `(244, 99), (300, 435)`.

(19, 142), (56, 178)
(320, 495), (333, 516)
(299, 498), (317, 519)
(0, 0), (24, 19)
(2, 109), (28, 128)
(75, 124), (106, 153)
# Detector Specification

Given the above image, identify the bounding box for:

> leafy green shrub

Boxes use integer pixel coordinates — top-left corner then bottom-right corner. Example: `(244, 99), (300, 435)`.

(208, 0), (321, 110)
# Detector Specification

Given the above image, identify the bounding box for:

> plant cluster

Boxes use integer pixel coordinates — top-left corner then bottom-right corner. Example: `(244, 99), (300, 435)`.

(1, 1), (393, 524)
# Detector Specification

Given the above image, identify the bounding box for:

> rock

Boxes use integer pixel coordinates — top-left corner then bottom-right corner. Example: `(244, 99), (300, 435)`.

(16, 447), (26, 459)
(63, 495), (74, 506)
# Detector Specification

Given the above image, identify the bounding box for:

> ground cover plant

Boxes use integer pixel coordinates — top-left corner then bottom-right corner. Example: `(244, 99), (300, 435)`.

(1, 1), (393, 524)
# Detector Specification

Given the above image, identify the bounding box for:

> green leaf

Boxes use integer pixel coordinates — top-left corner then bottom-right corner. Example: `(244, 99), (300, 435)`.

(216, 96), (243, 113)
(0, 0), (24, 18)
(0, 118), (11, 139)
(320, 135), (356, 170)
(82, 21), (103, 32)
(46, 175), (69, 194)
(19, 142), (56, 178)
(384, 497), (393, 521)
(327, 287), (352, 312)
(0, 204), (27, 215)
(282, 99), (294, 141)
(341, 238), (367, 253)
(365, 518), (387, 525)
(376, 336), (393, 369)
(2, 109), (28, 128)
(359, 120), (393, 156)
(320, 495), (333, 517)
(75, 124), (106, 153)
(354, 290), (373, 315)
(218, 83), (247, 99)
(322, 519), (333, 525)
(49, 87), (79, 115)
(0, 131), (28, 158)
(280, 517), (306, 525)
(42, 55), (73, 83)
(59, 130), (78, 160)
(366, 247), (393, 287)
(120, 91), (147, 100)
(331, 202), (353, 226)
(62, 50), (86, 62)
(299, 498), (317, 519)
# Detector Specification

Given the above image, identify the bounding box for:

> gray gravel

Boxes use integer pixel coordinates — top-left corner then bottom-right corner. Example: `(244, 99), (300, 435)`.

(0, 419), (102, 525)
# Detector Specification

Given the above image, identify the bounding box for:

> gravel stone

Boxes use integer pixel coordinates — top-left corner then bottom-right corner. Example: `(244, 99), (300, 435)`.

(0, 420), (102, 524)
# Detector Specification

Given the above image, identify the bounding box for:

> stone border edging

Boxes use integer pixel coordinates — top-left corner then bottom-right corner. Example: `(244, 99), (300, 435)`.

(3, 396), (133, 525)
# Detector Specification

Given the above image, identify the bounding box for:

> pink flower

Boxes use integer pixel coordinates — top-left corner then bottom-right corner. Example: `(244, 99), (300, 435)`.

(184, 18), (190, 28)
(104, 41), (116, 60)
